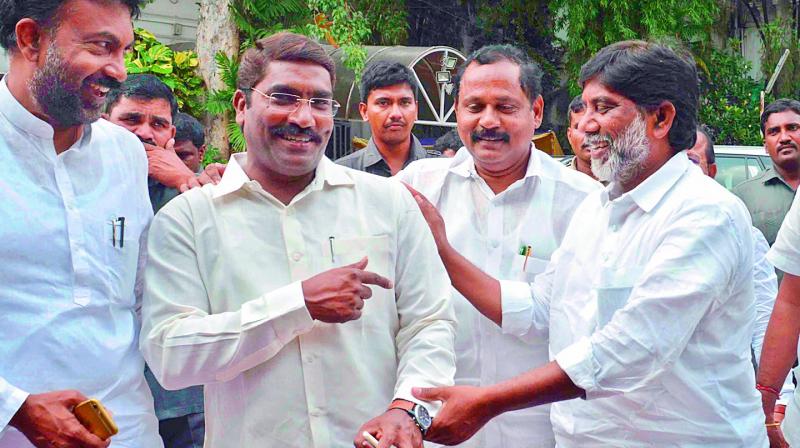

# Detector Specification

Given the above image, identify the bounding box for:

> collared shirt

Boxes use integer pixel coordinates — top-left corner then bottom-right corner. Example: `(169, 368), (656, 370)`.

(336, 134), (436, 177)
(503, 153), (767, 447)
(398, 147), (600, 448)
(140, 154), (456, 447)
(733, 166), (797, 245)
(767, 190), (800, 445)
(0, 79), (161, 447)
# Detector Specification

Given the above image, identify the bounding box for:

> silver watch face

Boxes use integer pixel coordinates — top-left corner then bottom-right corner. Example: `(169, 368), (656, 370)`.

(414, 404), (432, 429)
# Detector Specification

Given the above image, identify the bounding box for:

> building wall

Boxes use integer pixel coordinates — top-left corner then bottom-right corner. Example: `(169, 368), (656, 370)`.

(135, 0), (200, 47)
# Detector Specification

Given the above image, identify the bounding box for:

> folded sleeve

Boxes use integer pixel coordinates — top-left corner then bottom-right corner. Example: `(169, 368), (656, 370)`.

(0, 377), (28, 433)
(555, 207), (750, 399)
(140, 195), (314, 390)
(391, 191), (457, 415)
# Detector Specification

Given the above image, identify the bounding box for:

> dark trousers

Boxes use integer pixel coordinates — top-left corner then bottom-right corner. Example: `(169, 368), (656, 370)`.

(159, 412), (205, 448)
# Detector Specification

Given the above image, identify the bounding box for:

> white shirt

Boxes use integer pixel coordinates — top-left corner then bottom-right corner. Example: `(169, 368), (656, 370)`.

(503, 152), (768, 447)
(0, 79), (161, 447)
(398, 148), (601, 447)
(140, 154), (456, 448)
(767, 190), (800, 445)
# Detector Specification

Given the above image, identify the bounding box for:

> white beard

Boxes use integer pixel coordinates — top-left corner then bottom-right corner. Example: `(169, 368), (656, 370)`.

(588, 113), (651, 184)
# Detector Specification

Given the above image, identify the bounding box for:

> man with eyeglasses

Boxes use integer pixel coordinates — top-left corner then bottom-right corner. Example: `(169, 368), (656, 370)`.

(140, 32), (456, 448)
(336, 61), (437, 177)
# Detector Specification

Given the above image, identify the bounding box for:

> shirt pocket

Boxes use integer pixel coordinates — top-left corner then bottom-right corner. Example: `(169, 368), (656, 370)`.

(101, 216), (144, 307)
(511, 253), (549, 282)
(319, 234), (396, 328)
(594, 265), (644, 330)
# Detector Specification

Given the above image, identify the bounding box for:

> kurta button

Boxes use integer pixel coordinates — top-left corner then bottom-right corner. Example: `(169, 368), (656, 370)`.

(292, 252), (303, 261)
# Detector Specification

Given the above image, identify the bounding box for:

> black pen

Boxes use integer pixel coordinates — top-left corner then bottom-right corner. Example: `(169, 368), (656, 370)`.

(118, 217), (125, 248)
(329, 236), (335, 263)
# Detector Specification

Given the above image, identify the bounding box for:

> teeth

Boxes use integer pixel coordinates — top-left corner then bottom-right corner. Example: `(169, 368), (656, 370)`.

(284, 136), (311, 142)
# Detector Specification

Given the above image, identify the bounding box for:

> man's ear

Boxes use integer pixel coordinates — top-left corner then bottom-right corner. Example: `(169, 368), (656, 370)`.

(198, 144), (206, 159)
(14, 18), (47, 62)
(358, 102), (368, 121)
(169, 124), (176, 140)
(651, 101), (676, 140)
(233, 90), (248, 127)
(708, 162), (718, 179)
(531, 95), (544, 129)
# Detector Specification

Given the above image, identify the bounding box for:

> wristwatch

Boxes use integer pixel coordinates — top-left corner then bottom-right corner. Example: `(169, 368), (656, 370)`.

(388, 400), (432, 436)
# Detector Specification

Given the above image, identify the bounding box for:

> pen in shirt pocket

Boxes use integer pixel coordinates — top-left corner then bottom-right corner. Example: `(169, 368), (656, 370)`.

(109, 217), (126, 248)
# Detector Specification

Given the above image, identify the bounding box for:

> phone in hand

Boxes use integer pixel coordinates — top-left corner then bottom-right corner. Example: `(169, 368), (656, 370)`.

(73, 398), (118, 440)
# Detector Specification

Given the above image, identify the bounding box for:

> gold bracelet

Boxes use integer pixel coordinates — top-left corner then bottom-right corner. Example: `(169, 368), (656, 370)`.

(765, 422), (782, 428)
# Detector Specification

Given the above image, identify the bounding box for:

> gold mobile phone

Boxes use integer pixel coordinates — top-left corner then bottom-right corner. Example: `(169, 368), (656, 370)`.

(73, 398), (118, 440)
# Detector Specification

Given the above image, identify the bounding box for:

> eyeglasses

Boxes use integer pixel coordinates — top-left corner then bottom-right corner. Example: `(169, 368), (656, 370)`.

(250, 88), (340, 117)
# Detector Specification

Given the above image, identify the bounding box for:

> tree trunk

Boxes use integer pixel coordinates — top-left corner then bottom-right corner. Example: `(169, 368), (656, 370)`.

(196, 0), (239, 161)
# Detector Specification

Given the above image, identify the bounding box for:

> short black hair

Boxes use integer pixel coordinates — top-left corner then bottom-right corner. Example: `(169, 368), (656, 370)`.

(359, 61), (417, 103)
(760, 98), (800, 133)
(0, 0), (144, 51)
(433, 129), (463, 154)
(567, 94), (585, 125)
(579, 40), (699, 153)
(174, 112), (205, 147)
(454, 44), (543, 105)
(697, 124), (715, 164)
(105, 74), (178, 119)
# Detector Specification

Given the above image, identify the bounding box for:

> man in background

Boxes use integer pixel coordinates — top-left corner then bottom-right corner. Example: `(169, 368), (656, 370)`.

(106, 74), (205, 448)
(174, 112), (206, 174)
(565, 95), (597, 180)
(734, 99), (800, 246)
(433, 129), (463, 158)
(337, 61), (437, 176)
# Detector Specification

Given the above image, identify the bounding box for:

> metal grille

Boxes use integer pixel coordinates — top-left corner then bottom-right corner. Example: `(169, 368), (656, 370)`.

(325, 119), (353, 161)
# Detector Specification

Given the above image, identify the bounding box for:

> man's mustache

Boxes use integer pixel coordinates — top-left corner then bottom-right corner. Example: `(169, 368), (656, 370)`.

(86, 74), (122, 90)
(271, 124), (322, 143)
(778, 142), (798, 151)
(471, 128), (510, 143)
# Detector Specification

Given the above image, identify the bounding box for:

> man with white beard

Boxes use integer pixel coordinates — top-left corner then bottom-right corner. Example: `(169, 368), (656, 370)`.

(407, 40), (768, 447)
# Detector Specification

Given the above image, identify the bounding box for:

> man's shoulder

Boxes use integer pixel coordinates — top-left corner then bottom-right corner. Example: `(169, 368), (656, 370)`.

(397, 156), (460, 187)
(534, 151), (603, 194)
(93, 118), (146, 162)
(334, 148), (366, 168)
(732, 169), (771, 197)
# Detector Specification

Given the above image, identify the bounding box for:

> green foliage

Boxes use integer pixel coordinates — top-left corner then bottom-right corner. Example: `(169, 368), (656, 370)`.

(552, 0), (719, 93)
(202, 144), (227, 166)
(761, 19), (800, 98)
(306, 0), (371, 76)
(125, 28), (206, 118)
(206, 52), (246, 153)
(698, 41), (765, 145)
(230, 0), (308, 50)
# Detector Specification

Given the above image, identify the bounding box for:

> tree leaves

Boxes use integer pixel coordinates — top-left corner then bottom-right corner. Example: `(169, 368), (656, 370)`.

(124, 28), (206, 118)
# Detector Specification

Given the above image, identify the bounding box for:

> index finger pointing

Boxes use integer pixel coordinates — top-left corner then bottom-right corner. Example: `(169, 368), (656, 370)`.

(358, 270), (393, 290)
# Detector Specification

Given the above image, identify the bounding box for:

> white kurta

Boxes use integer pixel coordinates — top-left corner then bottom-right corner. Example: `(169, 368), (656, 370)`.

(398, 148), (601, 447)
(503, 153), (768, 447)
(0, 79), (161, 447)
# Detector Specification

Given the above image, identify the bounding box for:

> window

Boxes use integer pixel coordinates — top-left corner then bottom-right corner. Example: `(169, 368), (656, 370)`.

(715, 156), (751, 190)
